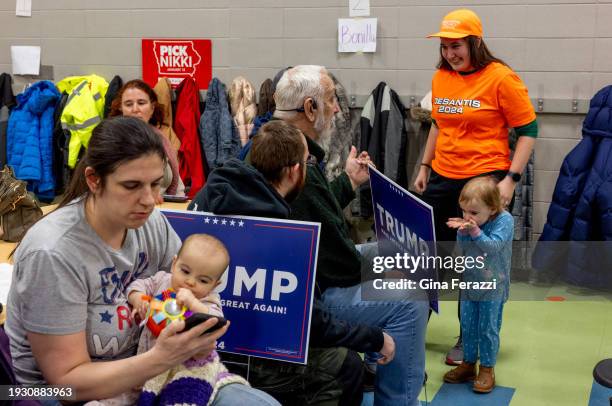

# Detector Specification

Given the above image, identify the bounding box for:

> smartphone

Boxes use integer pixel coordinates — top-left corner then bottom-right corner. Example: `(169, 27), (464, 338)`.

(184, 313), (227, 334)
(163, 194), (189, 203)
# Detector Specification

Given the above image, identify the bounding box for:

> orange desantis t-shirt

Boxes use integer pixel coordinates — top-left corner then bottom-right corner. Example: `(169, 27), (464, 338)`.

(431, 62), (536, 179)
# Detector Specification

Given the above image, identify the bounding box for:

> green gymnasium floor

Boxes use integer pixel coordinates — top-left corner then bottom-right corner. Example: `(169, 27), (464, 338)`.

(418, 282), (612, 405)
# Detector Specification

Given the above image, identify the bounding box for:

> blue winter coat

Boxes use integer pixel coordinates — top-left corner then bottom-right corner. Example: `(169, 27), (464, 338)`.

(532, 85), (612, 289)
(7, 81), (60, 199)
(199, 78), (240, 170)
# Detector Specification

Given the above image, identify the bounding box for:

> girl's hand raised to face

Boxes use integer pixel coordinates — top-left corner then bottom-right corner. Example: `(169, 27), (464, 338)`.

(447, 218), (478, 232)
(459, 219), (478, 231)
(446, 218), (466, 229)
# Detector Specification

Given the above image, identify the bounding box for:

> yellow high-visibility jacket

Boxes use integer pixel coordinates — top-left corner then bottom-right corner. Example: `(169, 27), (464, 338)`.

(56, 75), (108, 168)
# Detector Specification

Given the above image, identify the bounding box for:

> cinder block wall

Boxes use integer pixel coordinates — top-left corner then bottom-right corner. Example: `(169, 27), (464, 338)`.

(1, 0), (611, 237)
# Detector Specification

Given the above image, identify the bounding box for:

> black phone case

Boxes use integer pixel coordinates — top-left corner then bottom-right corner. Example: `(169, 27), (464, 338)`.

(184, 313), (227, 334)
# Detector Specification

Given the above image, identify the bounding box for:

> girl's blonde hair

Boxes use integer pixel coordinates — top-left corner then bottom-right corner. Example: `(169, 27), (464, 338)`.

(459, 176), (504, 215)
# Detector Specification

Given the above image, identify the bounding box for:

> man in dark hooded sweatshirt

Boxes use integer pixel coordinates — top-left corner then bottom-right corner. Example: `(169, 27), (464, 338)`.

(189, 120), (395, 406)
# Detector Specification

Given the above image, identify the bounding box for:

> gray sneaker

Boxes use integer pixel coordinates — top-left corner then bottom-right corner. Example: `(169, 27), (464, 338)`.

(445, 337), (463, 365)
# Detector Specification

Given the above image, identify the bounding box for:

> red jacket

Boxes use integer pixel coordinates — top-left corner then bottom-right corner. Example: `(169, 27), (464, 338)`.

(174, 78), (205, 198)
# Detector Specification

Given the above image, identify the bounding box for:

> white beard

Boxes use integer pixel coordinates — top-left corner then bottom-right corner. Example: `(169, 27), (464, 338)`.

(315, 113), (335, 153)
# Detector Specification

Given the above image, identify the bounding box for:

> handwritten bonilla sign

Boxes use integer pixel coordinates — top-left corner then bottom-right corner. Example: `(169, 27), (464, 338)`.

(338, 18), (377, 53)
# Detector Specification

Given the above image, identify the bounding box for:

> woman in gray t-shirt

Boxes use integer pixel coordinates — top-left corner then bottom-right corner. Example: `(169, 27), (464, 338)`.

(6, 117), (278, 406)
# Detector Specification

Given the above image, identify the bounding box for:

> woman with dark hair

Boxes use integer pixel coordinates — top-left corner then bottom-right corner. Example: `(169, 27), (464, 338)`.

(109, 79), (184, 196)
(413, 9), (537, 365)
(5, 117), (279, 405)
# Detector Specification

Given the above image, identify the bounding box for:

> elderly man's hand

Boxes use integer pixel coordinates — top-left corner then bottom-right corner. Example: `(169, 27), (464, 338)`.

(378, 332), (396, 365)
(345, 146), (372, 190)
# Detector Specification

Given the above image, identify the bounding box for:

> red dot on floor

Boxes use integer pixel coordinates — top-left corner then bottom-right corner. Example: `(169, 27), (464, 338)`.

(546, 296), (566, 302)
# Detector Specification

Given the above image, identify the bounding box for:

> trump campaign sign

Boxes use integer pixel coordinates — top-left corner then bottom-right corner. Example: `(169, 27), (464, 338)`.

(368, 165), (438, 310)
(369, 165), (435, 257)
(142, 39), (212, 89)
(161, 209), (320, 364)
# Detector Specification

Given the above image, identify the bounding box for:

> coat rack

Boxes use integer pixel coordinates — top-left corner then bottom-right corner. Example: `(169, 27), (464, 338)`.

(193, 89), (589, 115)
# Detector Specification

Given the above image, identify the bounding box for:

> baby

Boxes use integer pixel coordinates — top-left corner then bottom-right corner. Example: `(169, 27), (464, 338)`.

(90, 234), (246, 406)
(128, 233), (228, 350)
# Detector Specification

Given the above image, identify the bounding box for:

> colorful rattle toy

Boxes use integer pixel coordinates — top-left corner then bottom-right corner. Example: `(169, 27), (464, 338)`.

(142, 289), (193, 337)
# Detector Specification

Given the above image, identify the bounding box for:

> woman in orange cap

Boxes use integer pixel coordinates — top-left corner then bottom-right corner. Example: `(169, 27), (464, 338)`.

(414, 8), (537, 392)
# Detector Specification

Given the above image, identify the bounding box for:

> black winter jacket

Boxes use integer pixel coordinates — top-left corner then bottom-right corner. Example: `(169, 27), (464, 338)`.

(289, 137), (363, 291)
(358, 82), (408, 217)
(0, 73), (15, 167)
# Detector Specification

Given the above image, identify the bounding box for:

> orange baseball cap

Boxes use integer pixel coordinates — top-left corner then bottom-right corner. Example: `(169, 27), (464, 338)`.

(427, 9), (483, 39)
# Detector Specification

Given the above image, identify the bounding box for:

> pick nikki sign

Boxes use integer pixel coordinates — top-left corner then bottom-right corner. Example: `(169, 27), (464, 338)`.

(142, 39), (212, 90)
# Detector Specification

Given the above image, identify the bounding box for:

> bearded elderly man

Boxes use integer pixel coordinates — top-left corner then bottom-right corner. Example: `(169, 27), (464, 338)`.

(267, 65), (428, 406)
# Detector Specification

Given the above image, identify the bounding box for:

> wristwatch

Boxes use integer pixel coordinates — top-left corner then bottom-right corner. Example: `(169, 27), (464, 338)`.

(506, 171), (521, 182)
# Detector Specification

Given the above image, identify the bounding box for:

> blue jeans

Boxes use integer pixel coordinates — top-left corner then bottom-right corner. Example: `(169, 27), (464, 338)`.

(460, 300), (504, 367)
(321, 281), (428, 406)
(212, 383), (281, 406)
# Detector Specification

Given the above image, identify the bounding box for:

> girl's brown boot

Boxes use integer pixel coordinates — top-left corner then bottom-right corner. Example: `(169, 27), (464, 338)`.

(473, 366), (495, 393)
(443, 361), (476, 383)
